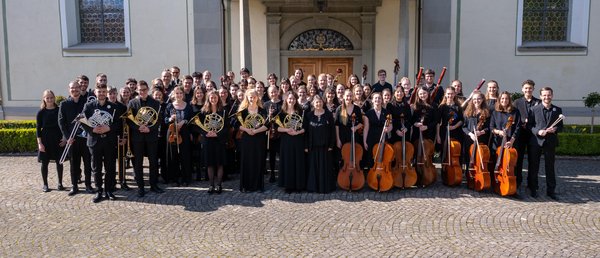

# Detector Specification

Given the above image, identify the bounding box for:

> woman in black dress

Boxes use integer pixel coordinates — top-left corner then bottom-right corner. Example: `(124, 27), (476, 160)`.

(190, 87), (206, 181)
(336, 89), (364, 171)
(36, 90), (66, 192)
(462, 91), (491, 173)
(198, 90), (229, 194)
(489, 91), (520, 177)
(324, 87), (339, 114)
(306, 95), (336, 193)
(437, 87), (465, 163)
(276, 92), (307, 193)
(152, 88), (169, 184)
(165, 86), (193, 186)
(236, 89), (268, 192)
(388, 87), (412, 144)
(362, 92), (392, 170)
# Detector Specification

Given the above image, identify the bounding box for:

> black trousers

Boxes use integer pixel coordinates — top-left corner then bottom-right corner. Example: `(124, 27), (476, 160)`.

(70, 137), (92, 187)
(527, 141), (557, 194)
(89, 137), (116, 192)
(132, 140), (159, 188)
(514, 129), (533, 187)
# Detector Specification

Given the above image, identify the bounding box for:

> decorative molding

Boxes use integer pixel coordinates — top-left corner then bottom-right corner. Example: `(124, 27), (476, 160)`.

(288, 29), (353, 51)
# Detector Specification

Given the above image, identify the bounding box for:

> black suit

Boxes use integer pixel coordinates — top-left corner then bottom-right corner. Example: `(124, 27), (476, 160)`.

(58, 96), (92, 189)
(127, 96), (162, 189)
(512, 96), (541, 186)
(81, 100), (119, 193)
(527, 104), (563, 194)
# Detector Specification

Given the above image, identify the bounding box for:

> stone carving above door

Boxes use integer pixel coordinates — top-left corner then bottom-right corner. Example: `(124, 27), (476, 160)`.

(288, 29), (353, 51)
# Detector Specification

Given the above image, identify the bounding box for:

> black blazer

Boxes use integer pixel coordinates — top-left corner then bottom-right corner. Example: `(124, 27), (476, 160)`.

(528, 104), (563, 147)
(127, 96), (162, 142)
(81, 100), (119, 147)
(513, 96), (541, 128)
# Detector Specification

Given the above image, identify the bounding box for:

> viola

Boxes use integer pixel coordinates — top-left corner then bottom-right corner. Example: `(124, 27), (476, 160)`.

(442, 111), (462, 186)
(367, 114), (394, 192)
(493, 116), (517, 196)
(338, 114), (365, 191)
(415, 116), (436, 187)
(392, 113), (417, 189)
(168, 110), (183, 148)
(467, 116), (491, 191)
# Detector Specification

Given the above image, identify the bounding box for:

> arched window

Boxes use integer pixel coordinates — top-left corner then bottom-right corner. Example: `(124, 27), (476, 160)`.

(288, 29), (353, 51)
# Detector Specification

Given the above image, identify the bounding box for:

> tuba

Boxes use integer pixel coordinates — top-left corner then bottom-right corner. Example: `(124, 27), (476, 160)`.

(190, 112), (225, 133)
(123, 106), (159, 126)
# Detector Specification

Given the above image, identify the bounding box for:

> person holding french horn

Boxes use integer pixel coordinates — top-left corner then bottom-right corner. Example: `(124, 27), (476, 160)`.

(236, 89), (268, 192)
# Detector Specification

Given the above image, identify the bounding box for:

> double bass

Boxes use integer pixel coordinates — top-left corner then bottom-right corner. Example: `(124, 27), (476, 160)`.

(367, 115), (394, 192)
(442, 111), (462, 186)
(392, 113), (417, 189)
(338, 114), (365, 191)
(415, 116), (436, 187)
(493, 116), (517, 196)
(468, 117), (491, 191)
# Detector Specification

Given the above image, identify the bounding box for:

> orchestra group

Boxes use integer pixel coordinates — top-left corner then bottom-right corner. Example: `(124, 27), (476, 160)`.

(35, 65), (564, 203)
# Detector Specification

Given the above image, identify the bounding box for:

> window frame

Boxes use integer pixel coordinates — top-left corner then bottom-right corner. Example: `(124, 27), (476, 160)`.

(516, 0), (589, 55)
(59, 0), (131, 57)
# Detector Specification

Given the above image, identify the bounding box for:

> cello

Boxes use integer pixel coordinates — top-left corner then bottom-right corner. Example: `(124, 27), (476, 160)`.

(493, 116), (517, 196)
(468, 117), (491, 191)
(392, 113), (417, 189)
(415, 116), (437, 187)
(367, 114), (394, 192)
(338, 114), (365, 191)
(441, 111), (462, 186)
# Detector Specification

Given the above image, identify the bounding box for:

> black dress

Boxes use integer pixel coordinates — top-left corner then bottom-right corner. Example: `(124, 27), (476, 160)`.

(276, 111), (307, 191)
(237, 108), (267, 191)
(363, 108), (391, 169)
(335, 104), (363, 145)
(36, 108), (63, 162)
(305, 110), (336, 193)
(200, 109), (228, 167)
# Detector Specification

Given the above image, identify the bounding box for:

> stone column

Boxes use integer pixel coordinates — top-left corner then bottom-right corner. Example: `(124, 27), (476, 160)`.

(239, 0), (252, 72)
(266, 13), (281, 79)
(361, 13), (376, 83)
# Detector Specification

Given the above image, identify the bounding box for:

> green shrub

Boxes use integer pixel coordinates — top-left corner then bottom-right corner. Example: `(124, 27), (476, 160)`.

(0, 128), (37, 153)
(556, 133), (600, 156)
(0, 120), (36, 129)
(562, 125), (600, 134)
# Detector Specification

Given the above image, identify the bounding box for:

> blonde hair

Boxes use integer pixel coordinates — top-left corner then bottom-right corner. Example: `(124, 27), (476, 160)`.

(237, 89), (263, 112)
(40, 90), (56, 109)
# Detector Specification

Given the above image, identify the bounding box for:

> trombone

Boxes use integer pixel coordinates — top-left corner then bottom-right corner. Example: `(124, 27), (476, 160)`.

(59, 114), (84, 164)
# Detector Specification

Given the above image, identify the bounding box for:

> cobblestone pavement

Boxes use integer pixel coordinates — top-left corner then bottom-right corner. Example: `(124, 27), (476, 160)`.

(1, 156), (599, 257)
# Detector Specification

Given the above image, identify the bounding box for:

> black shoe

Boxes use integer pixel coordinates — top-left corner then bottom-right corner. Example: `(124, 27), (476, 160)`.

(120, 183), (130, 191)
(105, 192), (116, 200)
(85, 185), (95, 194)
(216, 185), (222, 194)
(42, 185), (50, 193)
(548, 192), (559, 201)
(208, 186), (215, 194)
(68, 187), (79, 196)
(150, 186), (164, 194)
(92, 192), (103, 203)
(137, 188), (146, 197)
(530, 190), (538, 198)
(57, 184), (65, 191)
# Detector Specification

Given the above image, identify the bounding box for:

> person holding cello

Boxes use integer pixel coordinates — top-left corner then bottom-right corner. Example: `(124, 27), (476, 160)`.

(437, 87), (464, 186)
(490, 91), (520, 197)
(411, 86), (437, 187)
(362, 92), (392, 171)
(336, 89), (364, 173)
(462, 91), (491, 191)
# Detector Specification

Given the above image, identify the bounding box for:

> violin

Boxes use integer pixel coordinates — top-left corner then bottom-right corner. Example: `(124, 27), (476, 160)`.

(415, 115), (436, 187)
(338, 113), (365, 191)
(392, 113), (417, 189)
(493, 116), (517, 196)
(168, 109), (183, 149)
(367, 114), (394, 192)
(442, 111), (462, 186)
(468, 116), (491, 191)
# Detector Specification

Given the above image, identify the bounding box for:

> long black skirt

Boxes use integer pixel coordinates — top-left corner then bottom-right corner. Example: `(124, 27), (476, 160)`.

(239, 133), (267, 191)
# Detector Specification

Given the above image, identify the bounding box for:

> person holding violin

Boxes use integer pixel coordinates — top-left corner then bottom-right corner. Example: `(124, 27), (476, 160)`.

(527, 87), (563, 200)
(462, 91), (491, 190)
(165, 86), (193, 187)
(490, 91), (521, 197)
(236, 89), (269, 192)
(198, 90), (229, 194)
(362, 92), (393, 170)
(276, 92), (307, 193)
(336, 89), (364, 172)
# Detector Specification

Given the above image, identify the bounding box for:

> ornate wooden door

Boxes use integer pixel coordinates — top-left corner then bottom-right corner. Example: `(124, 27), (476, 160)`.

(288, 58), (353, 85)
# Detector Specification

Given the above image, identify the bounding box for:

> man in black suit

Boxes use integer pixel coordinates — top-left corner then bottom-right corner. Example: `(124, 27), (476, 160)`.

(371, 69), (393, 94)
(512, 79), (541, 197)
(127, 80), (164, 197)
(81, 84), (119, 203)
(527, 86), (563, 200)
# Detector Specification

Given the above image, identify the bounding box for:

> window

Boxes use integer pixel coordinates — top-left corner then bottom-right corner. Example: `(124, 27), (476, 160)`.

(59, 0), (131, 56)
(516, 0), (589, 54)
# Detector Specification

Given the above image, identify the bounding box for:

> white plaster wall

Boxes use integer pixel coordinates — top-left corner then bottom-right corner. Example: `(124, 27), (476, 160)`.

(249, 0), (267, 82)
(2, 0), (192, 106)
(229, 0), (241, 75)
(375, 0), (400, 81)
(456, 0), (599, 106)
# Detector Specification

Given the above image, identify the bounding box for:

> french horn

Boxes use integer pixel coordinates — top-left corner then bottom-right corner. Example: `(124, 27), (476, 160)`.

(123, 106), (159, 127)
(276, 113), (303, 130)
(190, 112), (224, 133)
